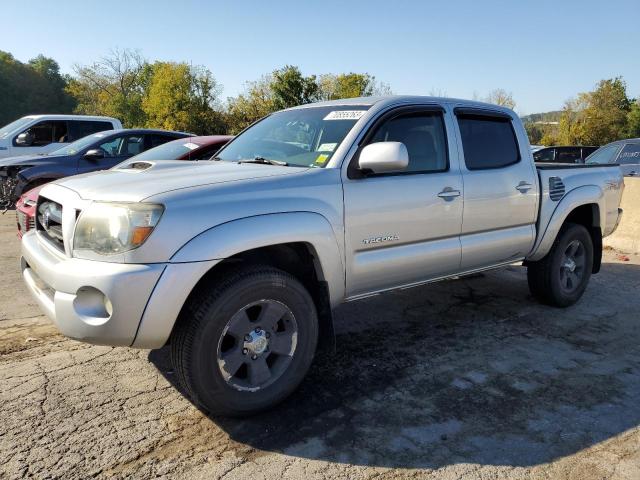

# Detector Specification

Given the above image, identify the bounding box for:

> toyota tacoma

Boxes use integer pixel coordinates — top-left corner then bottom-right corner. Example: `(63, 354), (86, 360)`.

(20, 96), (624, 416)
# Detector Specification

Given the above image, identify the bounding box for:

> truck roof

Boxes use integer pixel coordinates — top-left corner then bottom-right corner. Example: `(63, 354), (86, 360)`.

(285, 95), (515, 115)
(22, 114), (120, 122)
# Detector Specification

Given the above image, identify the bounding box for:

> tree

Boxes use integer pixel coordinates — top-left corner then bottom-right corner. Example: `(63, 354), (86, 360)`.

(625, 100), (640, 138)
(225, 76), (276, 134)
(142, 62), (225, 134)
(68, 48), (148, 127)
(317, 73), (388, 100)
(270, 65), (319, 110)
(0, 51), (75, 125)
(579, 77), (631, 144)
(484, 88), (516, 109)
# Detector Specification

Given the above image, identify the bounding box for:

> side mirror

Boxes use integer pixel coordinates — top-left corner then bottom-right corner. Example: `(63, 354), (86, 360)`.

(15, 132), (34, 146)
(84, 149), (105, 160)
(358, 141), (409, 174)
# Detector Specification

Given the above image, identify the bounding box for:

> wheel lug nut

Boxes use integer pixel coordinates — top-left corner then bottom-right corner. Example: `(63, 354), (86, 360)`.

(242, 348), (248, 355)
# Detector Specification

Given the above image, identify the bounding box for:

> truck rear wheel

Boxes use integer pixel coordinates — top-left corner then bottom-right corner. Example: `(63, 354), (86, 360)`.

(170, 265), (318, 417)
(527, 223), (593, 307)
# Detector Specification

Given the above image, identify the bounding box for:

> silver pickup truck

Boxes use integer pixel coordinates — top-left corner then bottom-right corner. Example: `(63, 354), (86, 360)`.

(21, 96), (624, 416)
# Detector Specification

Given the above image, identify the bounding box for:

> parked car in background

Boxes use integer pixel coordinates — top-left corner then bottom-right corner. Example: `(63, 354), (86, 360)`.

(15, 135), (232, 237)
(15, 184), (39, 238)
(0, 115), (122, 159)
(586, 138), (640, 176)
(530, 145), (545, 153)
(0, 128), (191, 208)
(21, 96), (623, 416)
(127, 135), (233, 163)
(533, 145), (599, 163)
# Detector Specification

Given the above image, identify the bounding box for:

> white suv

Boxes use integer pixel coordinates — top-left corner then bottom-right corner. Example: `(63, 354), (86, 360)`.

(0, 115), (122, 158)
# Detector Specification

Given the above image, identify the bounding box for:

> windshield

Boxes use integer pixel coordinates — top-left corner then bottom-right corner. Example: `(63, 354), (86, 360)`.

(585, 144), (620, 164)
(132, 139), (201, 161)
(216, 106), (370, 167)
(0, 117), (33, 139)
(50, 131), (111, 156)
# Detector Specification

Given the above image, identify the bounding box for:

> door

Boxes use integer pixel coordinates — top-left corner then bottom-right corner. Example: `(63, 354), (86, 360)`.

(454, 108), (538, 270)
(77, 133), (145, 174)
(615, 142), (640, 176)
(343, 107), (463, 299)
(13, 120), (69, 155)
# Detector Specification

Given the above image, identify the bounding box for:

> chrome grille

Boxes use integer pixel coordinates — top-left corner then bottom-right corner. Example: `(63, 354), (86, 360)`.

(36, 197), (64, 251)
(549, 176), (565, 201)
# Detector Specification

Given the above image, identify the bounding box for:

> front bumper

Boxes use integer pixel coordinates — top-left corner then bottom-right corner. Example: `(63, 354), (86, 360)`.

(21, 231), (165, 346)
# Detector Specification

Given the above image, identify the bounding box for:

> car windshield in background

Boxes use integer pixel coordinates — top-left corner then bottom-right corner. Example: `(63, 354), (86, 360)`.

(0, 117), (33, 139)
(215, 106), (370, 167)
(50, 132), (111, 156)
(585, 144), (620, 165)
(132, 140), (200, 161)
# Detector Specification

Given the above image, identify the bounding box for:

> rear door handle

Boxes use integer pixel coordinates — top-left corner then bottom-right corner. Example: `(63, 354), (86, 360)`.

(437, 188), (461, 200)
(515, 181), (533, 193)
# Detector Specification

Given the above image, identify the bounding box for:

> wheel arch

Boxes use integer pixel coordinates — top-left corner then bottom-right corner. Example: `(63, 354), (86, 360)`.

(526, 185), (604, 272)
(133, 212), (344, 350)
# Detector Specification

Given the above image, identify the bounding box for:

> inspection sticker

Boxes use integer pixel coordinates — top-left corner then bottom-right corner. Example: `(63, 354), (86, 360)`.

(183, 142), (199, 150)
(318, 143), (337, 152)
(315, 154), (330, 165)
(323, 110), (366, 121)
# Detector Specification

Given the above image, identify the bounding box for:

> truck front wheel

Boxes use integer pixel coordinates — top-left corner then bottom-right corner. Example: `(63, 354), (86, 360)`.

(527, 223), (594, 307)
(170, 265), (318, 417)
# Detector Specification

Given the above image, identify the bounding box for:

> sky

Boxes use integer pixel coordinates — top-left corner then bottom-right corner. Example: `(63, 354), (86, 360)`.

(1, 0), (638, 115)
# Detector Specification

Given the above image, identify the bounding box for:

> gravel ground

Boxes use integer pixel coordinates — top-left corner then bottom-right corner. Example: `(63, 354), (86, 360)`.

(1, 211), (639, 479)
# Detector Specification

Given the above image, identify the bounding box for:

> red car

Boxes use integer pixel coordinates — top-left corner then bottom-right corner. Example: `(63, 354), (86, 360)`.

(16, 135), (233, 237)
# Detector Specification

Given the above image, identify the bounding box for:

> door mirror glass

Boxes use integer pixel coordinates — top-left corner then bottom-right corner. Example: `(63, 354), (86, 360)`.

(15, 132), (33, 146)
(358, 142), (409, 174)
(84, 149), (105, 160)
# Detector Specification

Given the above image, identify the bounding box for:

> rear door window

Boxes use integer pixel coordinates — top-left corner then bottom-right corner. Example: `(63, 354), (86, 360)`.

(457, 114), (520, 170)
(147, 134), (177, 150)
(68, 121), (114, 141)
(556, 147), (581, 163)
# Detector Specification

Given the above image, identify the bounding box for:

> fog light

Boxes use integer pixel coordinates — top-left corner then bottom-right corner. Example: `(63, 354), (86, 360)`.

(73, 286), (112, 325)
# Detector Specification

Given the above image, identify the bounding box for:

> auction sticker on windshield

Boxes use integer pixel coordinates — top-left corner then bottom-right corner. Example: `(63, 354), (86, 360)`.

(183, 142), (199, 150)
(323, 110), (367, 121)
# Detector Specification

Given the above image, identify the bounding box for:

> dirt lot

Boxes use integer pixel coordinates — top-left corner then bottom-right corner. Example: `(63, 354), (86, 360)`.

(1, 212), (639, 480)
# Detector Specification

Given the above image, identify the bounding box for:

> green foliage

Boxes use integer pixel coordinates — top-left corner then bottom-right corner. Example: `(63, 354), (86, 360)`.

(271, 65), (319, 110)
(625, 101), (640, 138)
(225, 76), (276, 134)
(0, 51), (75, 125)
(555, 77), (631, 145)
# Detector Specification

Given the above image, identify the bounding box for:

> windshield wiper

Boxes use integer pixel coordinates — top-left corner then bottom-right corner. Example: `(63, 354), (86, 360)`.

(238, 156), (288, 166)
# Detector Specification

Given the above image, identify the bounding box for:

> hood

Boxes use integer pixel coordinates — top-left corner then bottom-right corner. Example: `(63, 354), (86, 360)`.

(0, 153), (67, 168)
(53, 160), (310, 202)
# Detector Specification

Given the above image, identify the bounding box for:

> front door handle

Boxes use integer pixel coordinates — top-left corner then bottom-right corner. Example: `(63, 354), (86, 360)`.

(515, 181), (533, 193)
(437, 188), (461, 200)
(629, 171), (638, 177)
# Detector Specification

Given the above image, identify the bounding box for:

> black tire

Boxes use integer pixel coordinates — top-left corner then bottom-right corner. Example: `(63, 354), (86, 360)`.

(527, 223), (594, 307)
(170, 265), (318, 417)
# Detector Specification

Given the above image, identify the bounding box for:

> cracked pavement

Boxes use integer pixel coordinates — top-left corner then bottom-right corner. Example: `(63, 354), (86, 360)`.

(1, 213), (640, 479)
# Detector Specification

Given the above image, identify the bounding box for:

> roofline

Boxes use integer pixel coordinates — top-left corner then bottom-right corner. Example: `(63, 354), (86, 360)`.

(283, 95), (517, 115)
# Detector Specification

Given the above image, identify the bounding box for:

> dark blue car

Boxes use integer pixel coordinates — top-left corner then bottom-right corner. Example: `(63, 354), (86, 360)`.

(0, 128), (191, 206)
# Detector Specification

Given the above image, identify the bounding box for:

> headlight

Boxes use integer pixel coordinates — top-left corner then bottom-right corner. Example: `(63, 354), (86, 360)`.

(73, 202), (164, 255)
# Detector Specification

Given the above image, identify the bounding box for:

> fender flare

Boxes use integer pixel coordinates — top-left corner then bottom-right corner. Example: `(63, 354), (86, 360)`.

(170, 212), (345, 304)
(527, 185), (603, 262)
